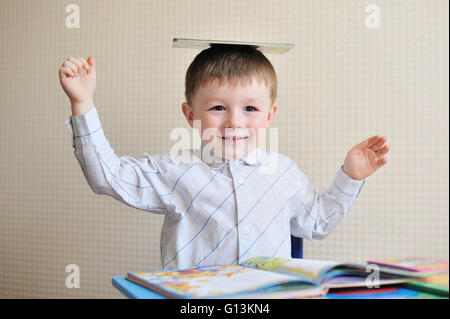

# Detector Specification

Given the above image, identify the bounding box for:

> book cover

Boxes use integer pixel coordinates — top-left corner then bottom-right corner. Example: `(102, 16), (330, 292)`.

(326, 287), (444, 299)
(402, 273), (449, 297)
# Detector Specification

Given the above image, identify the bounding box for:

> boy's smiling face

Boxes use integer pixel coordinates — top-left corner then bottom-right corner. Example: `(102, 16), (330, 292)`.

(182, 77), (277, 160)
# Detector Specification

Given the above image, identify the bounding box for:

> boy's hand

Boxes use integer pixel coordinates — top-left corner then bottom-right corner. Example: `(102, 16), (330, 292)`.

(59, 56), (96, 115)
(342, 135), (389, 180)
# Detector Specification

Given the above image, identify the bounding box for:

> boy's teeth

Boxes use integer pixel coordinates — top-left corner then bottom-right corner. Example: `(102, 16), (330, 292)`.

(222, 136), (245, 140)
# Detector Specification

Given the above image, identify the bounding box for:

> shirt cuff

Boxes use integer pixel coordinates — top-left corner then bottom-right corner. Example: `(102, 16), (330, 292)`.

(333, 166), (366, 198)
(65, 106), (102, 138)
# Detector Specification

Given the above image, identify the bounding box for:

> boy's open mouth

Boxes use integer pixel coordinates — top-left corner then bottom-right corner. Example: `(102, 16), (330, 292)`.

(221, 136), (248, 141)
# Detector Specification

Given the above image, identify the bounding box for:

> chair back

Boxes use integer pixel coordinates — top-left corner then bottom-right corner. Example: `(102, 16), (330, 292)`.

(290, 235), (303, 258)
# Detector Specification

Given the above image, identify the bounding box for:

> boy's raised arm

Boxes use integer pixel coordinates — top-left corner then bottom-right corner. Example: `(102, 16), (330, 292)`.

(290, 136), (389, 241)
(60, 56), (171, 214)
(290, 165), (365, 242)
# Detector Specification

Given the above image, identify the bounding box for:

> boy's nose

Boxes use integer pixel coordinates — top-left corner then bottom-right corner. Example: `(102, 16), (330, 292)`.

(225, 112), (243, 128)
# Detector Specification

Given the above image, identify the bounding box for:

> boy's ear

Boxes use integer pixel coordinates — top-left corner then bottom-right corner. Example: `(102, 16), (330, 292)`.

(266, 104), (278, 127)
(182, 102), (195, 128)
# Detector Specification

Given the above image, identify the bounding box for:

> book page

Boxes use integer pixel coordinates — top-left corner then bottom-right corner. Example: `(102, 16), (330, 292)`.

(127, 265), (317, 298)
(241, 257), (343, 283)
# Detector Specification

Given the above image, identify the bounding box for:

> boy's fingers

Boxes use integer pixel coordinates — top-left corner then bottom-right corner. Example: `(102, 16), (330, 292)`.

(367, 135), (381, 148)
(76, 56), (90, 70)
(376, 157), (388, 168)
(87, 56), (95, 73)
(375, 145), (389, 157)
(63, 60), (78, 74)
(354, 135), (376, 150)
(60, 66), (74, 77)
(68, 57), (83, 73)
(371, 136), (386, 151)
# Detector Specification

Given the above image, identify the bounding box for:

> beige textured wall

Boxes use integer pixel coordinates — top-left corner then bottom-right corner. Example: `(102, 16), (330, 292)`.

(0, 0), (448, 298)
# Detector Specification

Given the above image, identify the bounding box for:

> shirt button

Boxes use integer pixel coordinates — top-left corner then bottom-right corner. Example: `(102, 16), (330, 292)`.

(242, 226), (250, 235)
(237, 178), (245, 185)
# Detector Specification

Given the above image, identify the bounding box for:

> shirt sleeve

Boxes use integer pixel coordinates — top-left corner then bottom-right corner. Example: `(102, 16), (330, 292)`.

(290, 165), (365, 242)
(65, 106), (171, 214)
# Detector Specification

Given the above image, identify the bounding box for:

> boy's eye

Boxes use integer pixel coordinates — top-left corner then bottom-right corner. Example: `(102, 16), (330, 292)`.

(210, 105), (225, 111)
(209, 105), (258, 111)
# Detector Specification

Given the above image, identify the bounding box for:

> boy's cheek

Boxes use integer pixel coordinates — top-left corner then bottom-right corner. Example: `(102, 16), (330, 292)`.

(199, 127), (221, 143)
(253, 128), (267, 145)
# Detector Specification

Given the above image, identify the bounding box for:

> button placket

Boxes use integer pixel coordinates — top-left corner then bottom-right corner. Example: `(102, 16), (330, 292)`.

(229, 163), (244, 187)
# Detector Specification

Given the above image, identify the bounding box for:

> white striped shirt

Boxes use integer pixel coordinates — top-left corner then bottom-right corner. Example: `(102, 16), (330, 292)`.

(65, 106), (365, 270)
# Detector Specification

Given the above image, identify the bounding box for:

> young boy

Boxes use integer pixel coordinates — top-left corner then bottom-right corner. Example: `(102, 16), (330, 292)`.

(59, 45), (389, 270)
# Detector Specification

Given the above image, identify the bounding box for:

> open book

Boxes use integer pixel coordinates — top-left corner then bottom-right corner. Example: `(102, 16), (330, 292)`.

(125, 256), (430, 299)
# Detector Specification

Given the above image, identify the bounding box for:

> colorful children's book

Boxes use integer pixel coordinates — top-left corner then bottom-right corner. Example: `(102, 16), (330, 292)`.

(366, 257), (449, 273)
(402, 273), (449, 297)
(125, 256), (425, 299)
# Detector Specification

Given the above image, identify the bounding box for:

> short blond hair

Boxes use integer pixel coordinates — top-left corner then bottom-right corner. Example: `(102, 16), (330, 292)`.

(185, 44), (277, 105)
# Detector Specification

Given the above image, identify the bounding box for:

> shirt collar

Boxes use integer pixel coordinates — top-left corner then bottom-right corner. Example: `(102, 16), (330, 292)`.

(191, 143), (269, 169)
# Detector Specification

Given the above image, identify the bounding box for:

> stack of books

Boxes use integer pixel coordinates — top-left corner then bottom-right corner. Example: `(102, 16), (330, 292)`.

(114, 256), (448, 299)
